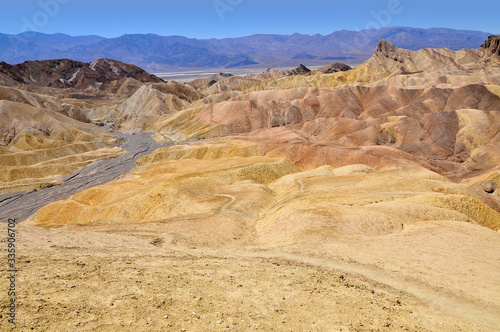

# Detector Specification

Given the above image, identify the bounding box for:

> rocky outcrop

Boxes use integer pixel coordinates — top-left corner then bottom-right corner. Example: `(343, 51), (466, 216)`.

(245, 64), (312, 81)
(209, 72), (233, 83)
(481, 35), (500, 57)
(187, 72), (234, 91)
(317, 62), (352, 74)
(288, 64), (311, 75)
(0, 58), (163, 90)
(375, 39), (404, 62)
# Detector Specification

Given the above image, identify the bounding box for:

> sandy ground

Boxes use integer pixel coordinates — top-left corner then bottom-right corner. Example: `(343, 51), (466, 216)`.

(1, 221), (498, 331)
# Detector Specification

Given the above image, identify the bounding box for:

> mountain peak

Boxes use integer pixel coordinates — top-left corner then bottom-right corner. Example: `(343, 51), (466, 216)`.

(295, 64), (311, 73)
(376, 39), (398, 55)
(481, 35), (500, 56)
(375, 39), (403, 62)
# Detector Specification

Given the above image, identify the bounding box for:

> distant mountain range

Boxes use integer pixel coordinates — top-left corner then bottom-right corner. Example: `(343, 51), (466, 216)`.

(0, 27), (492, 72)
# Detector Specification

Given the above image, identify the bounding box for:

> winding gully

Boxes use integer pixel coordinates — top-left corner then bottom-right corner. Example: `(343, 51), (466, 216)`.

(0, 130), (164, 223)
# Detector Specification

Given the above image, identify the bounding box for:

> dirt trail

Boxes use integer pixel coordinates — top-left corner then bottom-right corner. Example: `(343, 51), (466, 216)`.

(0, 223), (493, 332)
(0, 130), (163, 223)
(230, 249), (500, 330)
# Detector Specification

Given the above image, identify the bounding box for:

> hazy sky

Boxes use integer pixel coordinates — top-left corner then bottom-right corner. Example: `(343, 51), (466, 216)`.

(1, 0), (498, 38)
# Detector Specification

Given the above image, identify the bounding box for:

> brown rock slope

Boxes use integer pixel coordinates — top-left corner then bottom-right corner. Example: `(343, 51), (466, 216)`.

(317, 61), (352, 74)
(0, 58), (164, 90)
(482, 35), (500, 57)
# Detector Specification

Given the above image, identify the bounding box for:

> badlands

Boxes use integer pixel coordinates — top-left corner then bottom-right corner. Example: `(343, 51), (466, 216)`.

(1, 37), (500, 331)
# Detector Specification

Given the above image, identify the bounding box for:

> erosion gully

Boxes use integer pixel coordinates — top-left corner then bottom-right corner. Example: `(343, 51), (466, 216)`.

(0, 130), (165, 223)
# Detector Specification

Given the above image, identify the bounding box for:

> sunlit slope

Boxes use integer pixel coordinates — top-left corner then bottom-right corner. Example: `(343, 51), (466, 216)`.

(0, 100), (121, 192)
(29, 141), (499, 237)
(153, 84), (500, 177)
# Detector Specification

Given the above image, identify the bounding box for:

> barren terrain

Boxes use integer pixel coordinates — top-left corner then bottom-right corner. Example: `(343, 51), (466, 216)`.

(1, 220), (498, 331)
(1, 38), (500, 331)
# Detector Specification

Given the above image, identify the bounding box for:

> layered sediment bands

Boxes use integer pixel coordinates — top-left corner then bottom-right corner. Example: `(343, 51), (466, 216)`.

(154, 85), (500, 176)
(5, 38), (500, 330)
(0, 59), (204, 193)
(186, 65), (315, 96)
(0, 86), (90, 122)
(28, 154), (299, 226)
(137, 139), (261, 164)
(0, 131), (161, 221)
(82, 81), (202, 129)
(204, 76), (259, 95)
(114, 85), (187, 131)
(160, 85), (500, 136)
(29, 142), (500, 234)
(0, 100), (121, 192)
(150, 80), (202, 102)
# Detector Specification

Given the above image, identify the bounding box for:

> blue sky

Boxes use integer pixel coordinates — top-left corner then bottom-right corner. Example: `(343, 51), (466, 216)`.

(1, 0), (498, 38)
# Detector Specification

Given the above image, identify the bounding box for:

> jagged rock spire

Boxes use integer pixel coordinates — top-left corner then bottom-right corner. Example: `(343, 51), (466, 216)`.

(481, 35), (500, 56)
(375, 39), (403, 62)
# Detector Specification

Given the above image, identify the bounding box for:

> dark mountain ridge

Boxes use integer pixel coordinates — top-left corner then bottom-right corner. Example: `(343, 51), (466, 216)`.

(0, 58), (163, 89)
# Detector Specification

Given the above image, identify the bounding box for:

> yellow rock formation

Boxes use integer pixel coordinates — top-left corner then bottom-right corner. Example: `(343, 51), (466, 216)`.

(0, 100), (121, 192)
(30, 141), (499, 235)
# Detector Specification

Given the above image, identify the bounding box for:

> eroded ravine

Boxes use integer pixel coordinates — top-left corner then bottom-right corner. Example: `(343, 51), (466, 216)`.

(0, 130), (164, 223)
